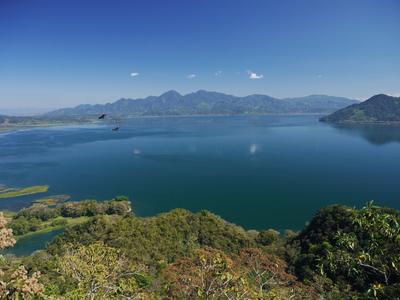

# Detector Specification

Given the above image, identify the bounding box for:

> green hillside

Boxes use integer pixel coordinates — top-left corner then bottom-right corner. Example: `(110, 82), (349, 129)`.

(1, 199), (399, 299)
(321, 94), (400, 123)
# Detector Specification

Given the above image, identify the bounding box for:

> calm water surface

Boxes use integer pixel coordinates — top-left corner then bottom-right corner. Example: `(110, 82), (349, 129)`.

(2, 229), (64, 256)
(1, 115), (400, 254)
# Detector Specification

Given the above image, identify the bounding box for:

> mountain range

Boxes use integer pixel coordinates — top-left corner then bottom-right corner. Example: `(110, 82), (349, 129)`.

(320, 94), (400, 123)
(45, 90), (359, 117)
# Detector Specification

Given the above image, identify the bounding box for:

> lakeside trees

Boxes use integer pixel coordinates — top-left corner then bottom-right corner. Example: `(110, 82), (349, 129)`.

(9, 199), (131, 236)
(0, 200), (399, 299)
(0, 213), (44, 299)
(293, 202), (400, 299)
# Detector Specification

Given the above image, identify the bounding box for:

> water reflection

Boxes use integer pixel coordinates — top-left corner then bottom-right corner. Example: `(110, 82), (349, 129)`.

(331, 124), (400, 145)
(0, 126), (183, 158)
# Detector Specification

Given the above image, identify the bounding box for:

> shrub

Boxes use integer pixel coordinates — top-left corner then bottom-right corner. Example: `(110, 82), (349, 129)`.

(256, 229), (280, 246)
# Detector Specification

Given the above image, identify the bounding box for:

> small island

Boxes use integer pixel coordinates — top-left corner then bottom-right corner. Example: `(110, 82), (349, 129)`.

(0, 114), (95, 133)
(0, 185), (49, 199)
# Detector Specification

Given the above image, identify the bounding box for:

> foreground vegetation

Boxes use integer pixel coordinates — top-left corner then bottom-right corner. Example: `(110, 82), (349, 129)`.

(0, 199), (399, 299)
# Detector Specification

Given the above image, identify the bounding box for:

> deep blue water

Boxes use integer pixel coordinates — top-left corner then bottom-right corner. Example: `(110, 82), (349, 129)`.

(1, 115), (400, 240)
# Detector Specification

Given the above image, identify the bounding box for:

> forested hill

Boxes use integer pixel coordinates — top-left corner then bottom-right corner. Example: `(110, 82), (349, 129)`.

(320, 94), (400, 123)
(45, 90), (358, 117)
(1, 198), (399, 299)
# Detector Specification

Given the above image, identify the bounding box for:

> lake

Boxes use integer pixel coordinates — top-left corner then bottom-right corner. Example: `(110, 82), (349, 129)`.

(1, 114), (400, 254)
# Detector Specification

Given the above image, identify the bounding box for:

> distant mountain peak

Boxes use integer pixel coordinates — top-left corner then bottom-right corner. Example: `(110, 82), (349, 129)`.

(194, 89), (215, 94)
(365, 94), (395, 102)
(45, 90), (358, 118)
(307, 94), (330, 98)
(160, 90), (181, 97)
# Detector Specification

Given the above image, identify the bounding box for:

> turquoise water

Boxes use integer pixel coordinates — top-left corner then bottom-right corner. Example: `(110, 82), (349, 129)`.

(1, 115), (400, 239)
(2, 229), (64, 256)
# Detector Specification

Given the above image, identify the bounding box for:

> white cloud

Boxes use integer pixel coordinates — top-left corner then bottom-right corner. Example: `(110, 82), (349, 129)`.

(130, 72), (139, 77)
(187, 74), (196, 79)
(214, 70), (222, 76)
(247, 71), (263, 79)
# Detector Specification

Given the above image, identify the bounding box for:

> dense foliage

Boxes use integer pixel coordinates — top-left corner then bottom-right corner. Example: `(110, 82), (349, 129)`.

(10, 198), (131, 236)
(57, 242), (148, 299)
(0, 213), (44, 299)
(1, 200), (399, 299)
(293, 202), (400, 299)
(48, 209), (256, 264)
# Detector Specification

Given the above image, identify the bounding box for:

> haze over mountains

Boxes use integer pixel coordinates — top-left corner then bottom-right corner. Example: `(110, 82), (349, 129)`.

(6, 91), (400, 126)
(46, 90), (359, 117)
(0, 107), (54, 116)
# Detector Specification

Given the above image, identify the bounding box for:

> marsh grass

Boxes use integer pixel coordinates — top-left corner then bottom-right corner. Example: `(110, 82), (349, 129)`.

(0, 185), (49, 199)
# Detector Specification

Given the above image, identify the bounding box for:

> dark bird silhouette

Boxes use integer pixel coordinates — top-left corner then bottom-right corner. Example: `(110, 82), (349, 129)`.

(112, 126), (120, 131)
(98, 114), (106, 119)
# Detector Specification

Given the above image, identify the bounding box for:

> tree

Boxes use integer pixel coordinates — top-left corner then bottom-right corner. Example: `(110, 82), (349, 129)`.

(163, 247), (256, 300)
(0, 213), (16, 250)
(238, 248), (295, 293)
(237, 248), (317, 299)
(58, 242), (148, 299)
(0, 266), (43, 299)
(256, 229), (280, 246)
(294, 202), (400, 299)
(322, 202), (400, 298)
(0, 212), (44, 299)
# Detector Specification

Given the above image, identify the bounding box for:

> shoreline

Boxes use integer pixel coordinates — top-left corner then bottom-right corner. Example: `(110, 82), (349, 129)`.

(14, 216), (90, 240)
(0, 113), (325, 134)
(320, 120), (400, 126)
(0, 121), (98, 135)
(4, 113), (400, 135)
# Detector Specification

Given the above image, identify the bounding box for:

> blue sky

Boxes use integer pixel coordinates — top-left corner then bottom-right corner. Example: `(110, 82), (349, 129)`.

(0, 0), (399, 109)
